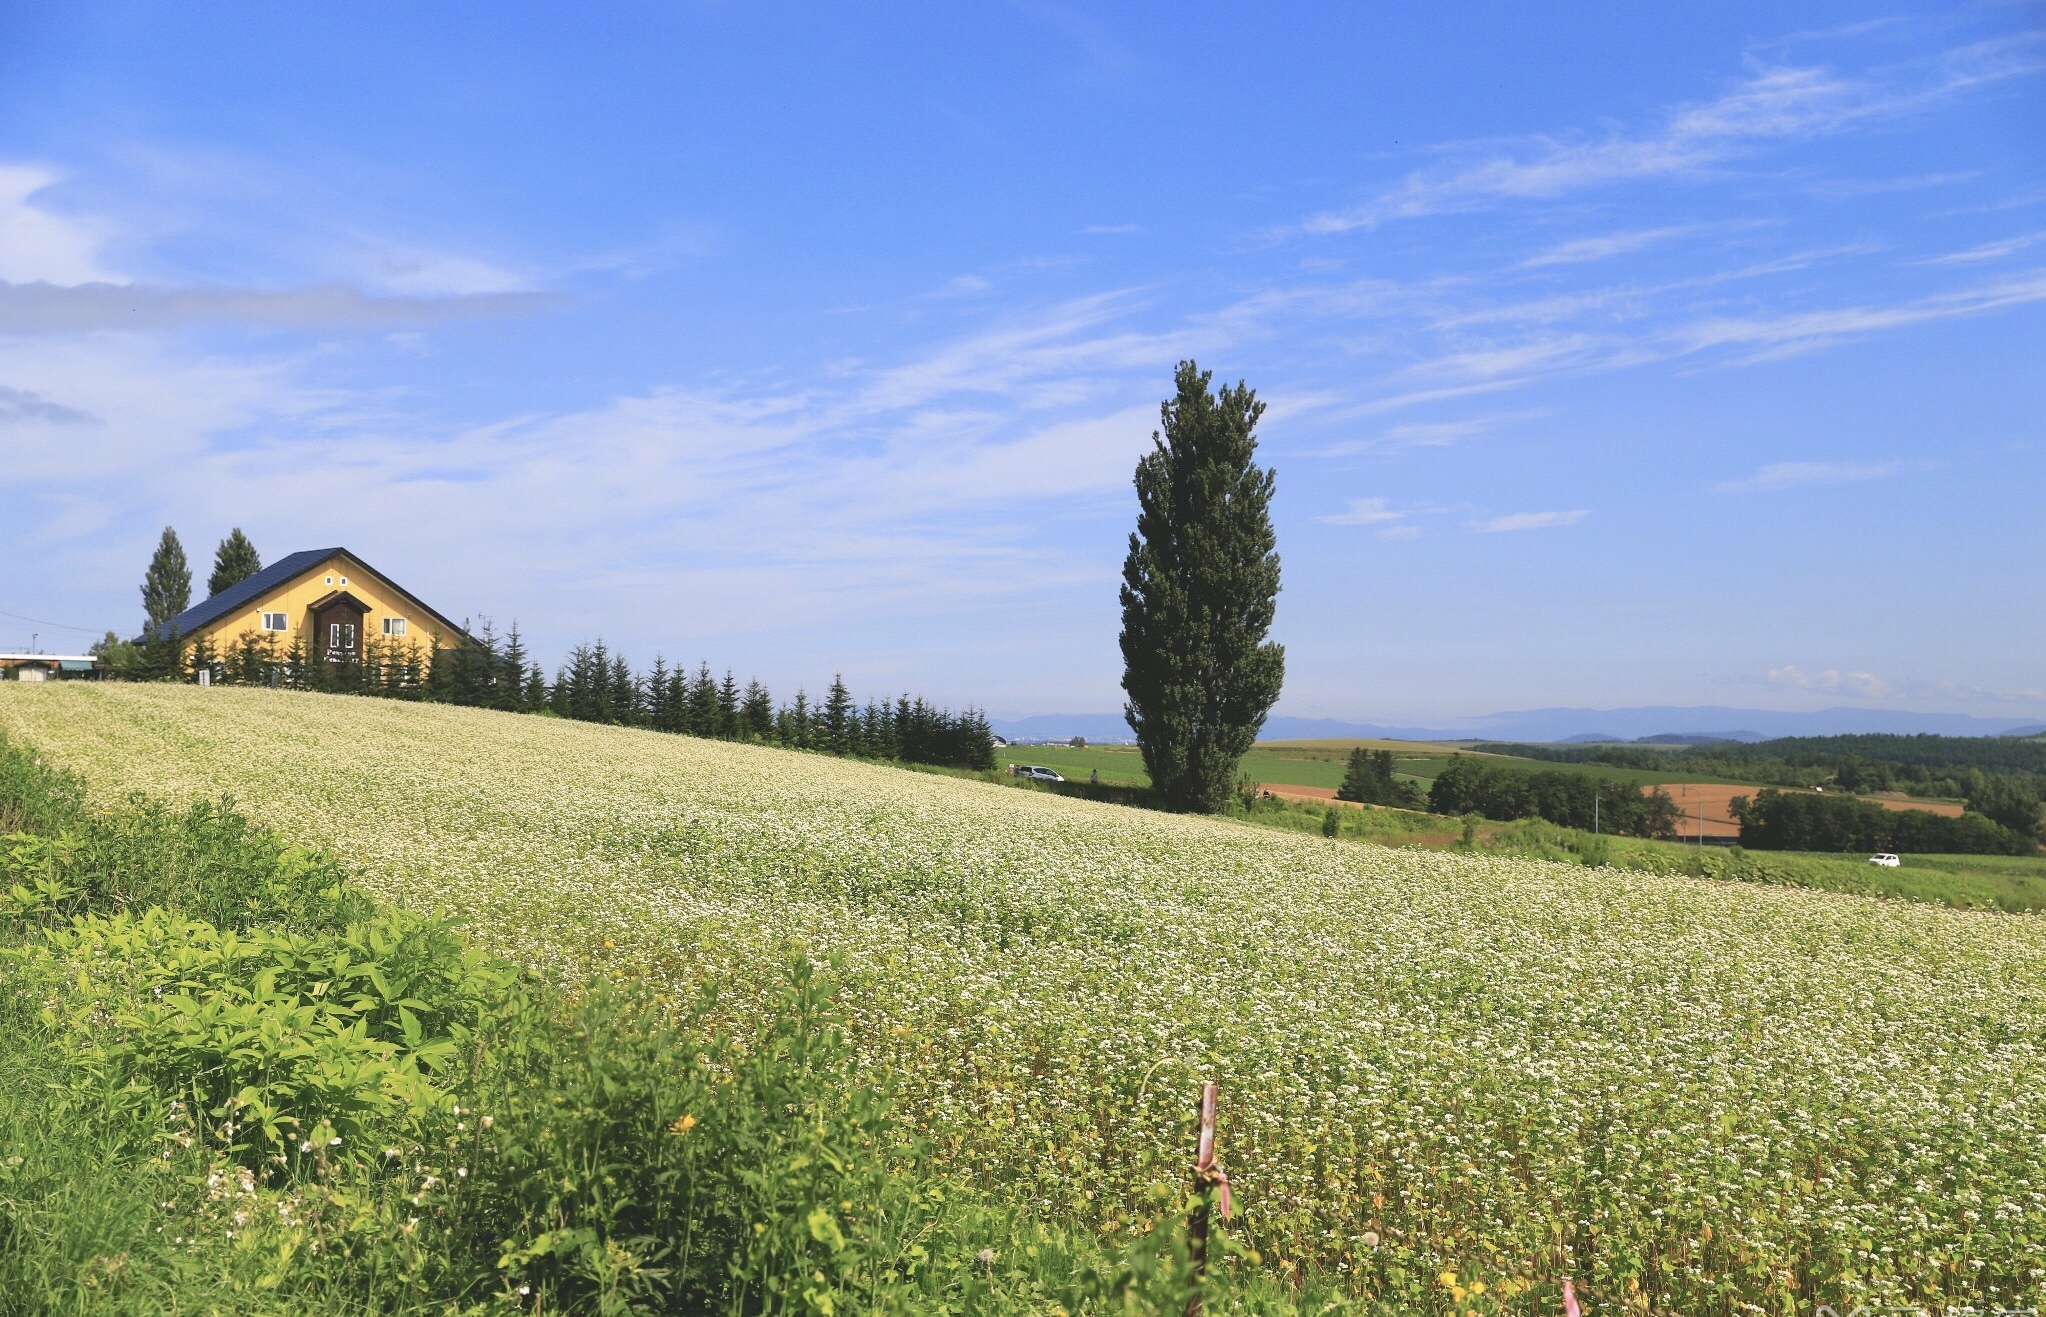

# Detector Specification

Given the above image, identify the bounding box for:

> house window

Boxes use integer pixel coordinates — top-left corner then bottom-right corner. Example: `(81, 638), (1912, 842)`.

(329, 622), (356, 650)
(382, 617), (408, 637)
(324, 575), (334, 585)
(261, 612), (288, 632)
(339, 576), (349, 585)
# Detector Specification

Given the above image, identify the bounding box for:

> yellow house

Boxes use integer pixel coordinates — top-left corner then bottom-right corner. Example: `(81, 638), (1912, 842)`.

(147, 547), (466, 661)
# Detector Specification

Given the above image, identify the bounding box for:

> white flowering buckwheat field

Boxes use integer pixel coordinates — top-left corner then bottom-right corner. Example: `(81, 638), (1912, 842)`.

(5, 682), (2043, 1308)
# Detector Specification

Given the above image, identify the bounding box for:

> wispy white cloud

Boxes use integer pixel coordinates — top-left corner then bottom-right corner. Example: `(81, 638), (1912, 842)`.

(1302, 36), (2043, 233)
(0, 287), (1193, 657)
(1469, 509), (1589, 533)
(1389, 409), (1547, 446)
(1747, 17), (1909, 51)
(926, 274), (995, 298)
(1522, 226), (1697, 267)
(1674, 271), (2046, 361)
(0, 163), (117, 284)
(1319, 496), (1404, 526)
(1305, 408), (1547, 456)
(1714, 459), (1906, 493)
(1910, 230), (2046, 265)
(353, 244), (533, 296)
(1805, 170), (1976, 199)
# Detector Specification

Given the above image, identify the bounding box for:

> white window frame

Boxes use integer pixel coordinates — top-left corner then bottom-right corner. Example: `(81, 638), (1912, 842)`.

(261, 612), (289, 632)
(382, 617), (408, 637)
(329, 622), (356, 650)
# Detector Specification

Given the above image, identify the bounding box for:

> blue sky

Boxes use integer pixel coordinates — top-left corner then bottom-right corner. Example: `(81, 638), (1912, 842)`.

(2, 2), (2042, 723)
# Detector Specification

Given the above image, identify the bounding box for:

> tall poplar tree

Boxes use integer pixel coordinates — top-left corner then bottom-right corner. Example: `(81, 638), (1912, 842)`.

(207, 528), (262, 597)
(141, 526), (192, 634)
(1118, 361), (1284, 813)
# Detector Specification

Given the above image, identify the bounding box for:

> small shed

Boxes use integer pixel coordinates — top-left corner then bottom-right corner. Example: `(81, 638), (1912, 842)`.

(0, 654), (102, 681)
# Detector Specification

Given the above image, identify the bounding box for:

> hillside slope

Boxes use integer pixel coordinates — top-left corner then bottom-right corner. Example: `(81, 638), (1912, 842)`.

(6, 683), (2046, 1308)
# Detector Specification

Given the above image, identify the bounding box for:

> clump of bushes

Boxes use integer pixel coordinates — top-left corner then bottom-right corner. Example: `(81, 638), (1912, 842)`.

(1427, 755), (1680, 837)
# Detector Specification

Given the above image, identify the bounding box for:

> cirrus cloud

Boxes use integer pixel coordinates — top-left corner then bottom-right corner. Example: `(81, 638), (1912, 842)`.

(1468, 509), (1589, 534)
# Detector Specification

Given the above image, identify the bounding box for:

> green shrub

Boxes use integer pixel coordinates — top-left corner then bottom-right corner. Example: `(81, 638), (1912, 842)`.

(16, 906), (505, 1174)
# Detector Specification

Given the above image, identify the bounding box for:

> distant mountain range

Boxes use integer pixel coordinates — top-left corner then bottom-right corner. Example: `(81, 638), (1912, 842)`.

(990, 706), (2046, 746)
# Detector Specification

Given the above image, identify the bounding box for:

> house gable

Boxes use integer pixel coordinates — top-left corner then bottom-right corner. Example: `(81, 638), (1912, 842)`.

(150, 549), (466, 652)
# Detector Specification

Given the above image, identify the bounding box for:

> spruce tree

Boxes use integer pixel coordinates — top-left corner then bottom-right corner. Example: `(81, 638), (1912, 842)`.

(687, 662), (719, 735)
(1118, 362), (1285, 813)
(742, 680), (774, 740)
(206, 528), (262, 597)
(500, 623), (530, 712)
(609, 655), (640, 724)
(823, 675), (855, 754)
(141, 527), (192, 634)
(718, 670), (741, 739)
(1337, 748), (1372, 803)
(789, 690), (812, 749)
(646, 656), (672, 729)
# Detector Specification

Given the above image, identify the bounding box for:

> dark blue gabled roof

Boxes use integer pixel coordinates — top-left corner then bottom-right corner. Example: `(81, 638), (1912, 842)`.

(143, 547), (465, 644)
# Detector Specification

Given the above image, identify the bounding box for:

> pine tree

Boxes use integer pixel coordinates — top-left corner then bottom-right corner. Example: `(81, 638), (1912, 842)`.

(609, 655), (640, 724)
(789, 690), (812, 749)
(141, 527), (192, 634)
(187, 633), (219, 685)
(687, 662), (719, 736)
(718, 670), (741, 739)
(525, 664), (548, 714)
(646, 656), (672, 729)
(742, 680), (774, 740)
(283, 632), (309, 689)
(500, 623), (530, 712)
(459, 620), (499, 708)
(1332, 749), (1367, 804)
(823, 675), (855, 754)
(207, 528), (262, 597)
(1118, 362), (1285, 813)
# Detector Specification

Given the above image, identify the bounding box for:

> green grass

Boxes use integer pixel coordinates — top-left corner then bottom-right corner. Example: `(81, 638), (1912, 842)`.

(977, 767), (2046, 913)
(987, 749), (2039, 912)
(1006, 738), (1776, 793)
(1000, 741), (1440, 791)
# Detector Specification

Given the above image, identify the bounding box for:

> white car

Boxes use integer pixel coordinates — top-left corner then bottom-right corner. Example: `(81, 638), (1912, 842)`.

(1015, 765), (1065, 782)
(1869, 852), (1901, 868)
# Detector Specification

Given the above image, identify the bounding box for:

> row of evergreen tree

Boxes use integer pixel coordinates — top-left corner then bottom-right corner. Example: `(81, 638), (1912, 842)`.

(128, 619), (995, 771)
(114, 525), (995, 768)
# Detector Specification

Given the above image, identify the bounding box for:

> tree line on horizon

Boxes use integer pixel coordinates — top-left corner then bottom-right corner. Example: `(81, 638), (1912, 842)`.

(94, 528), (996, 772)
(1473, 735), (2043, 842)
(1729, 787), (2035, 855)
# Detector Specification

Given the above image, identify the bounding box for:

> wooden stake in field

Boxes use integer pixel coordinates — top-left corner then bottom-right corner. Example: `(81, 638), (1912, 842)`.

(1186, 1081), (1232, 1317)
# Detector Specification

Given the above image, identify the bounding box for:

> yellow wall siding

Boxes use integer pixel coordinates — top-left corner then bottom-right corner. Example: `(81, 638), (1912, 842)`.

(193, 554), (462, 651)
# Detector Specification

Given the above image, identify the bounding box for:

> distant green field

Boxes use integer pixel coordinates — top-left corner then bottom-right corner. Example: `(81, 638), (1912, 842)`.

(998, 740), (1439, 790)
(1001, 738), (1764, 791)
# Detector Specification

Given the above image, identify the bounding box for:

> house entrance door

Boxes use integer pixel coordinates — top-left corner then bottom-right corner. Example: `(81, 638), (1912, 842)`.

(310, 593), (369, 663)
